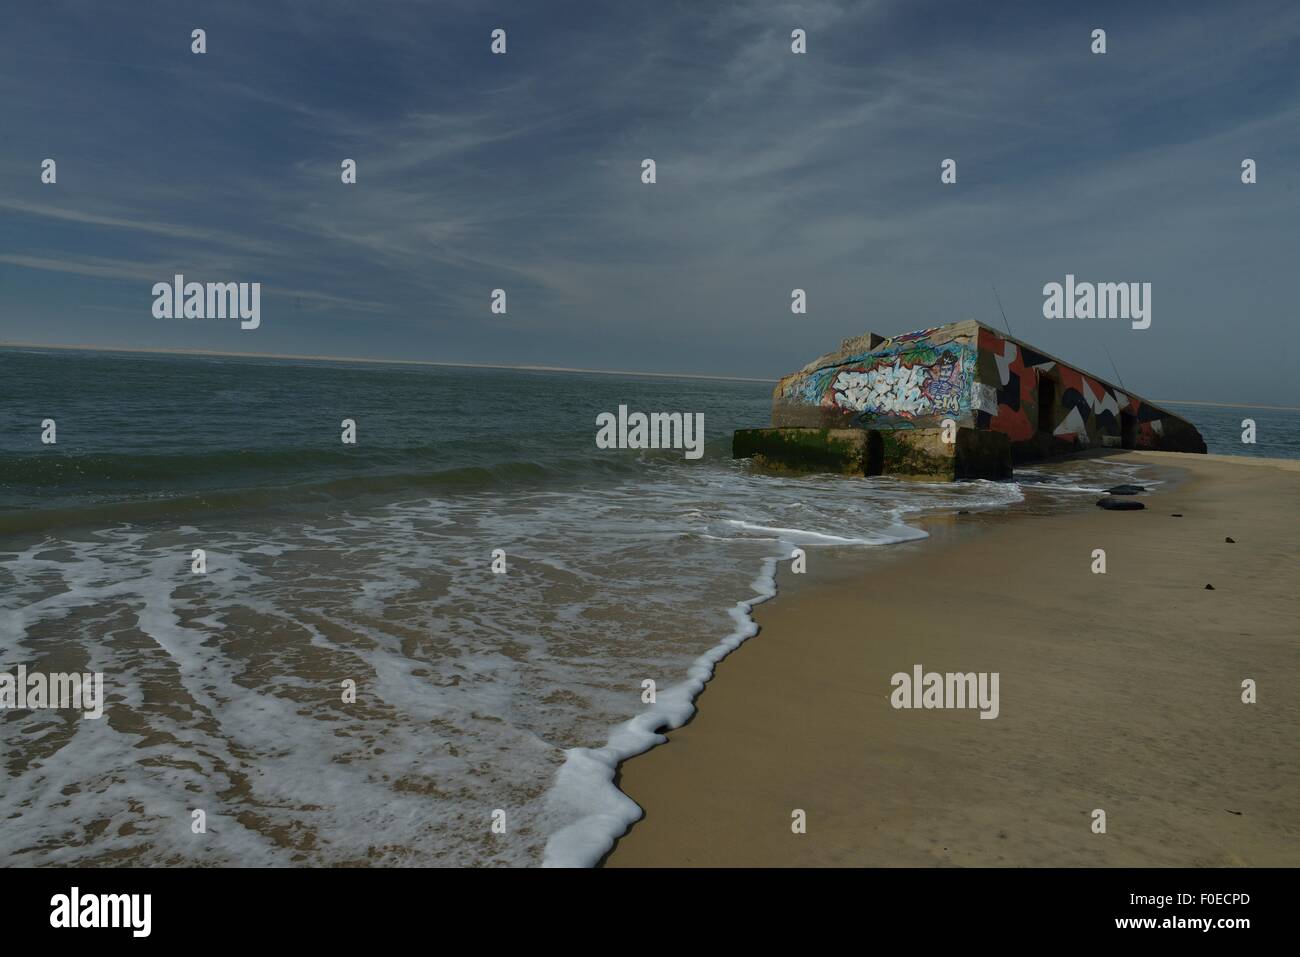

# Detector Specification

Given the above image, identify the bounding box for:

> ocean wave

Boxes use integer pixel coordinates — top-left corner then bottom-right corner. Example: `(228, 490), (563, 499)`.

(721, 519), (927, 546)
(0, 453), (658, 535)
(0, 435), (1150, 867)
(541, 556), (780, 867)
(537, 475), (1029, 867)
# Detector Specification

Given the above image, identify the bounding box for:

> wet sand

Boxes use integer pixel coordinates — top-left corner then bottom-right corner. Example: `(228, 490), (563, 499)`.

(606, 452), (1300, 867)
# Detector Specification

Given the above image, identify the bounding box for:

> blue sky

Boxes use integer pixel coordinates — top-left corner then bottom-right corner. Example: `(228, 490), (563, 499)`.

(2, 0), (1298, 404)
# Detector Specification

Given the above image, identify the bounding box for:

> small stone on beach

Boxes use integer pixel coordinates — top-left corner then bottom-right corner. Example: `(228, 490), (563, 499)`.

(1105, 484), (1145, 495)
(1097, 497), (1145, 510)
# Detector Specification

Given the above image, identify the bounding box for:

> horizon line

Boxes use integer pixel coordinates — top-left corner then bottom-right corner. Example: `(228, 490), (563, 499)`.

(1, 340), (1297, 412)
(0, 340), (778, 385)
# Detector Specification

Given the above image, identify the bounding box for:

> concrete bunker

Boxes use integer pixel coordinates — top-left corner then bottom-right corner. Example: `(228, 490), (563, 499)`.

(734, 320), (1206, 480)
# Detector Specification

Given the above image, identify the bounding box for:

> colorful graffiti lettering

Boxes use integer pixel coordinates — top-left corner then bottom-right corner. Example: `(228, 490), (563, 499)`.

(769, 320), (1203, 454)
(781, 340), (975, 423)
(832, 353), (966, 417)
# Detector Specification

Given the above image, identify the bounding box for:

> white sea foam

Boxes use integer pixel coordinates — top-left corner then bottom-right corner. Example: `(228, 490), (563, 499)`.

(722, 520), (926, 546)
(541, 556), (779, 867)
(1014, 460), (1163, 497)
(538, 478), (1029, 867)
(0, 457), (1126, 867)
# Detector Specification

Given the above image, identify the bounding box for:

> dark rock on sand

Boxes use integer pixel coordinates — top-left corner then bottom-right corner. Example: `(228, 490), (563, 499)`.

(1106, 484), (1145, 495)
(1097, 498), (1146, 510)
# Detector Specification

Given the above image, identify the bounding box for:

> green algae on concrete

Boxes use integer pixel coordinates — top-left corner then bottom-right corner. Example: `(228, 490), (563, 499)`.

(733, 428), (876, 475)
(733, 426), (1011, 480)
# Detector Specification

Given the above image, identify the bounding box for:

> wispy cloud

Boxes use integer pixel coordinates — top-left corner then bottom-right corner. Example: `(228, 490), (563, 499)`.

(0, 0), (1297, 401)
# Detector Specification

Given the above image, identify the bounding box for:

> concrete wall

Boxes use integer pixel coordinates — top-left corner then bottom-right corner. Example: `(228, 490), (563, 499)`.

(973, 326), (1206, 460)
(733, 426), (1011, 480)
(744, 320), (1205, 479)
(772, 323), (979, 431)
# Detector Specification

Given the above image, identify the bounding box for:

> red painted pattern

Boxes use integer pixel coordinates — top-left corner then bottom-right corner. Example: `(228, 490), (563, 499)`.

(978, 327), (1036, 441)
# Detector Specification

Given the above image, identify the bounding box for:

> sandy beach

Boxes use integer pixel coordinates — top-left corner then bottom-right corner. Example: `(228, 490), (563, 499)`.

(606, 451), (1300, 867)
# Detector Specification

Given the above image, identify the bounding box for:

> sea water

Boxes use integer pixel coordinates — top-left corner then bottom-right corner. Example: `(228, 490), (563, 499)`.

(0, 348), (1293, 866)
